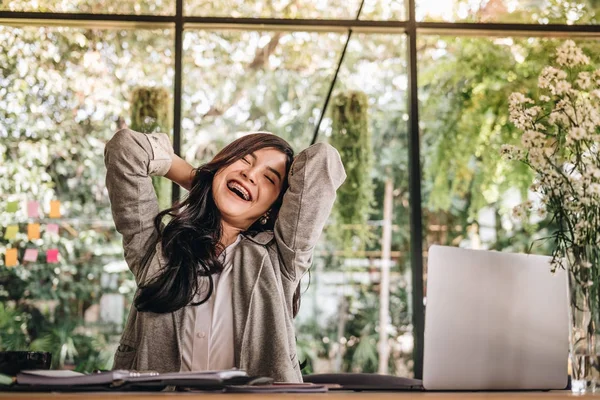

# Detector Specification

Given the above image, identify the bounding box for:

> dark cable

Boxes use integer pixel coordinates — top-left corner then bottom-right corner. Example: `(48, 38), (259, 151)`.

(309, 0), (366, 146)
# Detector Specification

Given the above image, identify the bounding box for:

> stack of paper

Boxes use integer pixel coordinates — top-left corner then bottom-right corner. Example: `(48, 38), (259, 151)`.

(11, 369), (251, 391)
(5, 369), (331, 393)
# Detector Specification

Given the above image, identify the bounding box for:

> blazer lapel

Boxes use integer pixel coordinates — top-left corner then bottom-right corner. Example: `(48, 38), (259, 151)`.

(231, 236), (269, 367)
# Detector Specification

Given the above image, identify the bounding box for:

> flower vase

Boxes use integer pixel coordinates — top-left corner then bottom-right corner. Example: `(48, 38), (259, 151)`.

(568, 253), (600, 394)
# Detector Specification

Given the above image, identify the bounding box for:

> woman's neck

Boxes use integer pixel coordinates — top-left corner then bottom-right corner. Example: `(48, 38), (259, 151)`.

(219, 223), (242, 250)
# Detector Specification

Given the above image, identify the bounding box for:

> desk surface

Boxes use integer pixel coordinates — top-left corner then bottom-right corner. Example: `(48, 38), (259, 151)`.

(0, 392), (598, 399)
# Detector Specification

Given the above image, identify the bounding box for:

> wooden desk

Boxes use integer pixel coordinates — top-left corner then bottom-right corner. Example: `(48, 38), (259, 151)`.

(1, 391), (598, 399)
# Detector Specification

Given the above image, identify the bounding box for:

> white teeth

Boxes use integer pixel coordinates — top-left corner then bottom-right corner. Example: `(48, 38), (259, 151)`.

(227, 181), (251, 201)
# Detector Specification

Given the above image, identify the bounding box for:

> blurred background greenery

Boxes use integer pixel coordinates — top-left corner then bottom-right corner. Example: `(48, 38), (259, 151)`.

(1, 0), (599, 375)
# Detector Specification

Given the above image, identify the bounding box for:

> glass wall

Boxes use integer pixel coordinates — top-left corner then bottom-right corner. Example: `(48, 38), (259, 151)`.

(0, 0), (174, 14)
(1, 0), (598, 377)
(0, 25), (174, 369)
(418, 36), (600, 279)
(181, 29), (411, 374)
(417, 0), (600, 24)
(185, 0), (405, 20)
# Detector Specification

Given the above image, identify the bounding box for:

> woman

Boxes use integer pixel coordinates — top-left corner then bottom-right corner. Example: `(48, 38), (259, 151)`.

(104, 128), (346, 382)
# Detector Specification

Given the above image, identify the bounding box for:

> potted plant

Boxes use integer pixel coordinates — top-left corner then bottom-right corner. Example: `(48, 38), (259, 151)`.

(501, 40), (600, 393)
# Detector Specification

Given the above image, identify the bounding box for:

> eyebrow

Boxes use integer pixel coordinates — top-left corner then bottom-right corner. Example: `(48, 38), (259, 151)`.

(248, 152), (282, 182)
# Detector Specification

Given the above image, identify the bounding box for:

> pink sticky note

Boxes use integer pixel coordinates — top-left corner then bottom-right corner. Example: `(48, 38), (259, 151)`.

(46, 224), (59, 235)
(46, 249), (59, 263)
(27, 201), (39, 218)
(23, 249), (38, 262)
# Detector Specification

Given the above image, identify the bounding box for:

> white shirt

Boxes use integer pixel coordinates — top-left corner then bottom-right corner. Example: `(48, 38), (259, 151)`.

(180, 234), (242, 371)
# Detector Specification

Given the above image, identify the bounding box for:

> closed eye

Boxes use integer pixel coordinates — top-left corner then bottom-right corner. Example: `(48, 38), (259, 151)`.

(241, 157), (250, 164)
(265, 176), (275, 184)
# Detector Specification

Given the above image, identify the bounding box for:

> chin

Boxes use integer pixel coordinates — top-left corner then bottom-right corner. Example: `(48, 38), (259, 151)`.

(215, 196), (252, 220)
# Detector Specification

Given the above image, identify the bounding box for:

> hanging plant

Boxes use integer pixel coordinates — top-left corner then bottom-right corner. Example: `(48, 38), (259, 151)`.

(131, 87), (172, 210)
(329, 91), (374, 253)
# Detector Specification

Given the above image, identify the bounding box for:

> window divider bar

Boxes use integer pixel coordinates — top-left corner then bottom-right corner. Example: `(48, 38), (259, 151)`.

(2, 12), (600, 36)
(418, 21), (600, 37)
(171, 0), (183, 205)
(406, 0), (425, 382)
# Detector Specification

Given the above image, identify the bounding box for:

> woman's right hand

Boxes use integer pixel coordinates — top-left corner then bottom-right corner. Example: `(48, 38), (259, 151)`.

(165, 154), (195, 191)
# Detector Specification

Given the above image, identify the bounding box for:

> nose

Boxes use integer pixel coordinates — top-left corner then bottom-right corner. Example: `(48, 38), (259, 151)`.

(241, 169), (256, 185)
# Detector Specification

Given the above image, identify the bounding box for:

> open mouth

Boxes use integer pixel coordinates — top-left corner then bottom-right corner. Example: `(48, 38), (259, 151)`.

(227, 180), (252, 202)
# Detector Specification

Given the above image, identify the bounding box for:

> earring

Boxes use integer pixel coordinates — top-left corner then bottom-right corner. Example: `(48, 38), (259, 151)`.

(259, 215), (268, 225)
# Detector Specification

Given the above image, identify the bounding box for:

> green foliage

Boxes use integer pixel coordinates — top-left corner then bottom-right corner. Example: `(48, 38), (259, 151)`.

(130, 86), (172, 210)
(296, 280), (412, 374)
(421, 37), (531, 217)
(329, 91), (375, 252)
(342, 282), (411, 374)
(0, 25), (168, 371)
(420, 36), (600, 258)
(0, 303), (30, 351)
(29, 319), (113, 370)
(130, 87), (171, 135)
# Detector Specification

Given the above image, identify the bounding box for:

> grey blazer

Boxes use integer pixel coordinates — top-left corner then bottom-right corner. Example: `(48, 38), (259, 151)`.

(104, 129), (346, 382)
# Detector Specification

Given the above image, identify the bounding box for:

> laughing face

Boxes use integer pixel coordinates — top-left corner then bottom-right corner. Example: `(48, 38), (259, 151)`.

(212, 147), (288, 230)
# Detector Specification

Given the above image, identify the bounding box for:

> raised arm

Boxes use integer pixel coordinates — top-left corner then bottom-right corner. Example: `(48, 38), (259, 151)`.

(104, 128), (174, 283)
(274, 142), (347, 282)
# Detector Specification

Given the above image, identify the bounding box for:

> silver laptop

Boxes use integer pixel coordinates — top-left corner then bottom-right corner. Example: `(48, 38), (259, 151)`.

(423, 245), (569, 390)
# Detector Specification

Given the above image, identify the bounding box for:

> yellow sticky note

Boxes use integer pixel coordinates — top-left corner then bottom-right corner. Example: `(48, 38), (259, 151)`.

(5, 248), (18, 267)
(4, 225), (18, 240)
(49, 200), (61, 218)
(28, 223), (40, 240)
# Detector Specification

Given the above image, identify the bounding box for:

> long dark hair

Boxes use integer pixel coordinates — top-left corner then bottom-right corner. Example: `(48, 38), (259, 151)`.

(134, 133), (302, 315)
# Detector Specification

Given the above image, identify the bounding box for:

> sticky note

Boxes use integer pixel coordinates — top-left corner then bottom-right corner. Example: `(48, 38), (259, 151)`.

(4, 225), (18, 240)
(46, 224), (59, 235)
(5, 248), (18, 267)
(49, 201), (61, 218)
(28, 223), (40, 240)
(46, 249), (59, 264)
(27, 201), (39, 218)
(7, 201), (19, 213)
(23, 249), (38, 262)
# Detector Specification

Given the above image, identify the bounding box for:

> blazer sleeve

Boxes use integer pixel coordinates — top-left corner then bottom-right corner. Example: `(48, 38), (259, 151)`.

(104, 128), (174, 283)
(274, 142), (347, 282)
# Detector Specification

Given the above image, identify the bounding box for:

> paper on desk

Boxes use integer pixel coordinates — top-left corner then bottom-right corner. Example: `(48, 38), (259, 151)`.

(16, 369), (247, 387)
(225, 383), (328, 393)
(17, 370), (144, 386)
(128, 369), (247, 382)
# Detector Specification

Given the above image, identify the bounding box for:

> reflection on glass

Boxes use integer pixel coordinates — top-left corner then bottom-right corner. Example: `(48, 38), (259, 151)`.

(182, 30), (411, 376)
(1, 0), (174, 15)
(0, 25), (173, 370)
(417, 0), (599, 24)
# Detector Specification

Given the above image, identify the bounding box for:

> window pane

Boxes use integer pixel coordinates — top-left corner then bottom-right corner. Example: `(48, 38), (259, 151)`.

(182, 30), (411, 375)
(308, 33), (411, 376)
(417, 0), (599, 24)
(360, 0), (406, 20)
(1, 0), (174, 15)
(182, 30), (342, 151)
(0, 25), (173, 370)
(418, 36), (600, 280)
(185, 0), (405, 19)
